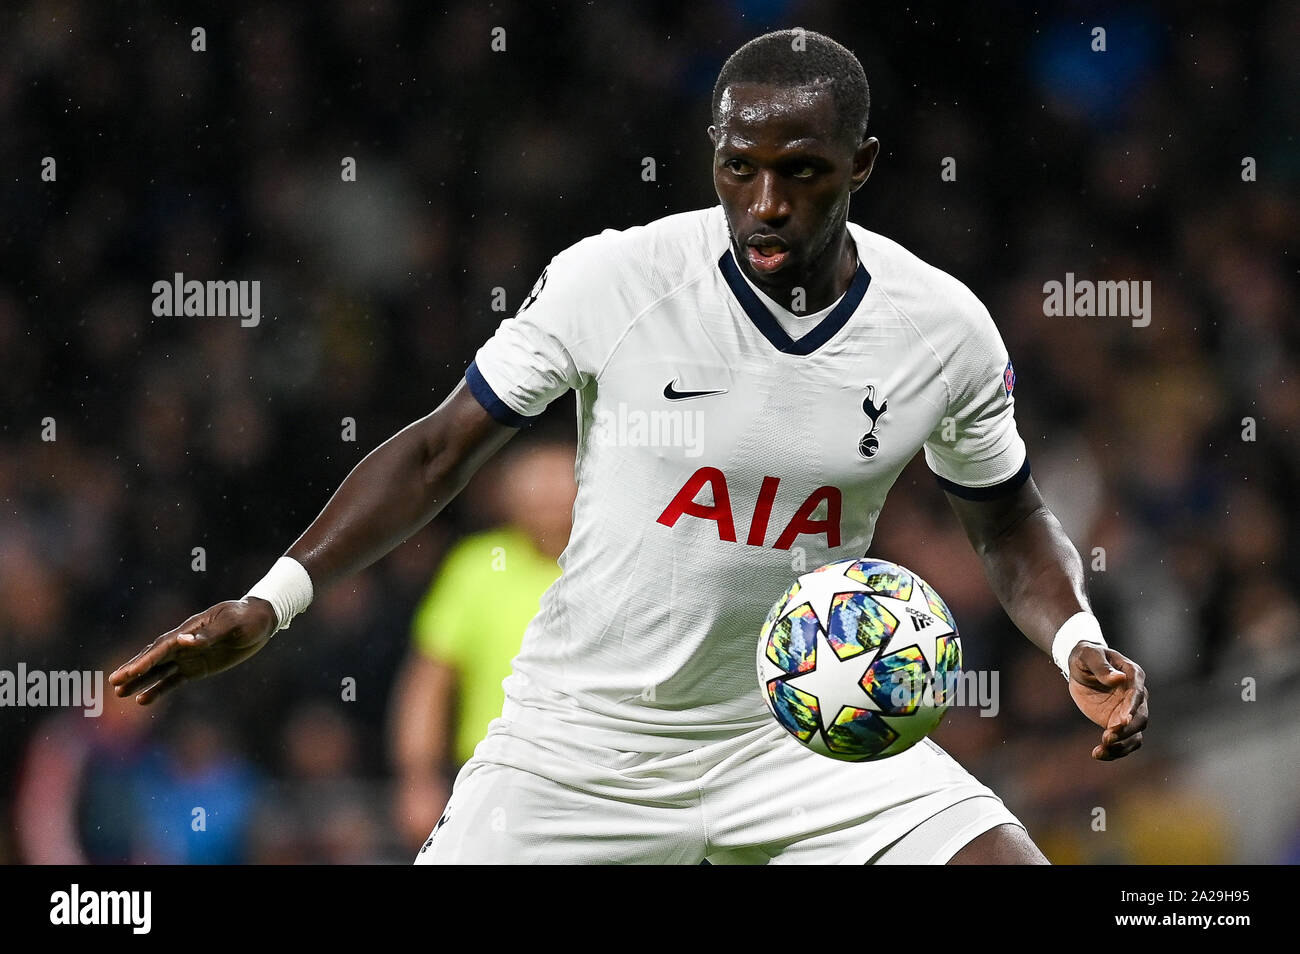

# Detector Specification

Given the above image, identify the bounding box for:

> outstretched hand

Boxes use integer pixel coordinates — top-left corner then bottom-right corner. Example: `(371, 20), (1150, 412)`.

(1067, 644), (1149, 761)
(109, 598), (279, 705)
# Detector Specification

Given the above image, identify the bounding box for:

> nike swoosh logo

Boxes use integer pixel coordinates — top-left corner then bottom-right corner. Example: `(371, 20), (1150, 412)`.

(663, 380), (728, 401)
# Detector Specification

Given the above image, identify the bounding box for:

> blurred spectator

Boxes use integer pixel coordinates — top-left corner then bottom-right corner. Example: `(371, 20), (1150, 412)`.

(387, 439), (576, 850)
(249, 700), (391, 863)
(14, 656), (157, 864)
(15, 650), (259, 865)
(131, 714), (259, 864)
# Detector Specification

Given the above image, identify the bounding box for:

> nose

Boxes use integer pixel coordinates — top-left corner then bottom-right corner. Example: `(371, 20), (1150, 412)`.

(750, 170), (790, 226)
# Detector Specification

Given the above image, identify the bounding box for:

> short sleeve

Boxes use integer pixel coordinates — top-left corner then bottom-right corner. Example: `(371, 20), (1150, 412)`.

(468, 233), (635, 425)
(922, 296), (1029, 499)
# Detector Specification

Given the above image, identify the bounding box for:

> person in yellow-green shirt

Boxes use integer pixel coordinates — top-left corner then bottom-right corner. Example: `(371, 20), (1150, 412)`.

(387, 439), (575, 850)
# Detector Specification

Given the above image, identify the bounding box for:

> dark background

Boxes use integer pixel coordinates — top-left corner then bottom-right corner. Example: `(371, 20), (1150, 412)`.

(1, 0), (1296, 863)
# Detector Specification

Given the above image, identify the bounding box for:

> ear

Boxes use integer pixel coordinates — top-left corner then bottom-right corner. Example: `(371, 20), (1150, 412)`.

(707, 124), (718, 147)
(849, 137), (880, 193)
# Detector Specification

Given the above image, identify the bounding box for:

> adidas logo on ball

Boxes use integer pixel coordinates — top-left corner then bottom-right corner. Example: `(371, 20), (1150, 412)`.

(905, 607), (934, 630)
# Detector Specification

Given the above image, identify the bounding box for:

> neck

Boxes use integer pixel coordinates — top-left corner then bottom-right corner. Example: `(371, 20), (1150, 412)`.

(751, 230), (857, 313)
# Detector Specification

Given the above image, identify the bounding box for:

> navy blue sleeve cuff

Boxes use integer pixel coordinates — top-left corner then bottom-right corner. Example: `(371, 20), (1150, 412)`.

(465, 361), (532, 428)
(934, 456), (1031, 501)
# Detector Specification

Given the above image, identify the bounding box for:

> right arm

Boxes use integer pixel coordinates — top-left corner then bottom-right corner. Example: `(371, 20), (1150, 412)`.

(387, 651), (457, 847)
(285, 379), (516, 590)
(109, 380), (518, 704)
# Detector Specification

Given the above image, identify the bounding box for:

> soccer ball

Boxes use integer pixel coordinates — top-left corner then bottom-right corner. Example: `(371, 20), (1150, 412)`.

(757, 557), (962, 762)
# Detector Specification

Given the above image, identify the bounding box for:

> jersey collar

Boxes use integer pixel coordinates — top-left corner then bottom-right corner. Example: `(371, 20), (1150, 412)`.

(718, 245), (872, 356)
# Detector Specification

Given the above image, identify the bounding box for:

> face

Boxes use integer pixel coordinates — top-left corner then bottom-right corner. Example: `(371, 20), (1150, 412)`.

(502, 444), (577, 559)
(709, 82), (878, 298)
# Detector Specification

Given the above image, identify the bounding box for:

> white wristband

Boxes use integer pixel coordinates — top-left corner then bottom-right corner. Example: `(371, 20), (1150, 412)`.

(1051, 612), (1107, 679)
(244, 556), (314, 634)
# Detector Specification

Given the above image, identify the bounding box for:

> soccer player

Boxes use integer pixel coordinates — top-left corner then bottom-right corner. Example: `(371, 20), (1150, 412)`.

(111, 29), (1148, 864)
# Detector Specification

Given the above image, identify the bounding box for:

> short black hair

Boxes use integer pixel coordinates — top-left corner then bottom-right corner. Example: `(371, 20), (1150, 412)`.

(712, 29), (870, 145)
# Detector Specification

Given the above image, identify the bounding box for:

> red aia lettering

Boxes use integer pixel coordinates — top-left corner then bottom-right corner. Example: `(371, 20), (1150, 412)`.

(773, 485), (841, 549)
(655, 466), (737, 541)
(657, 468), (841, 549)
(746, 475), (780, 545)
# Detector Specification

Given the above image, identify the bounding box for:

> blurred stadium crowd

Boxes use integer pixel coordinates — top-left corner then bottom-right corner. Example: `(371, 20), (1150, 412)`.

(1, 0), (1296, 863)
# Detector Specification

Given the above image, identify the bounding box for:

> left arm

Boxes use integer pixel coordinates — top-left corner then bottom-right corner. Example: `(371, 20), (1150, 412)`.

(945, 477), (1149, 760)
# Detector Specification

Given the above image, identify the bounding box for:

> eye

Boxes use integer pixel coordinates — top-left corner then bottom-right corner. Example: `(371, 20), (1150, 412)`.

(790, 164), (817, 180)
(724, 158), (753, 175)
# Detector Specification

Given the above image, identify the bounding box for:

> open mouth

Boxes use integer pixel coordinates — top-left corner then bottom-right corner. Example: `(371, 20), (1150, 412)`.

(746, 239), (791, 273)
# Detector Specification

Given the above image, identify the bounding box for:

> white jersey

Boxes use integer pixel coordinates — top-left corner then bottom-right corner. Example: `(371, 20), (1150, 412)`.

(468, 205), (1027, 751)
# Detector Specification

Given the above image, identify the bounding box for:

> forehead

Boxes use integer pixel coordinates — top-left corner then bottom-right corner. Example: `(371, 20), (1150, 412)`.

(714, 81), (839, 143)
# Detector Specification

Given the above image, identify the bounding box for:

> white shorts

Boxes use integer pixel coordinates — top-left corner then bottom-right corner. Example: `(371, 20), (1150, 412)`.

(415, 715), (1023, 865)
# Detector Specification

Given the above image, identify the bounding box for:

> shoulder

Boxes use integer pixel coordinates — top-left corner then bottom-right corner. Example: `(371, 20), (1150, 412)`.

(851, 223), (996, 340)
(547, 207), (726, 303)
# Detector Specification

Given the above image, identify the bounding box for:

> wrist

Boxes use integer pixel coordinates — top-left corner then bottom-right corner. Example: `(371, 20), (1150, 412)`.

(244, 556), (314, 634)
(1051, 611), (1106, 680)
(243, 595), (278, 621)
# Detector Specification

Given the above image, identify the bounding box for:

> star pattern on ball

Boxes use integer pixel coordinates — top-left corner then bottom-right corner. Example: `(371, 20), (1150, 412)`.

(783, 620), (877, 727)
(759, 558), (964, 761)
(782, 564), (872, 632)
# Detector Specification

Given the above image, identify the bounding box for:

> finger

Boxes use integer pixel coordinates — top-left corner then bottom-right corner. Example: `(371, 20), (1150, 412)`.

(110, 633), (184, 688)
(1099, 727), (1144, 757)
(112, 638), (194, 698)
(112, 638), (190, 697)
(1113, 651), (1146, 685)
(1111, 696), (1149, 739)
(133, 664), (187, 706)
(1091, 653), (1127, 683)
(1094, 731), (1143, 761)
(1104, 650), (1146, 687)
(111, 616), (210, 692)
(113, 656), (175, 698)
(1102, 696), (1154, 748)
(1124, 672), (1148, 718)
(109, 641), (163, 687)
(1105, 715), (1148, 746)
(1072, 645), (1125, 687)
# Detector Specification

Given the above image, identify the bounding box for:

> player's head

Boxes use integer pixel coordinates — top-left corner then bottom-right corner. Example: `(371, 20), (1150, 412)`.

(712, 29), (870, 148)
(709, 29), (879, 295)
